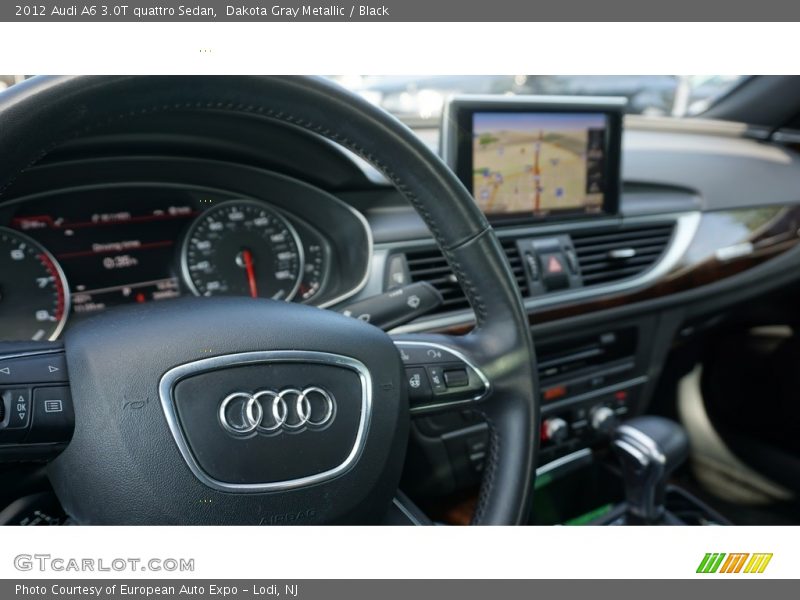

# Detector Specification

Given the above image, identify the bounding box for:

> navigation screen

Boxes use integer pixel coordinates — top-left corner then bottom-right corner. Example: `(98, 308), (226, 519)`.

(472, 112), (607, 218)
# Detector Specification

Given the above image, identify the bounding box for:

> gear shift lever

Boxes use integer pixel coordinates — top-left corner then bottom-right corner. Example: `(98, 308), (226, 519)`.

(612, 416), (689, 524)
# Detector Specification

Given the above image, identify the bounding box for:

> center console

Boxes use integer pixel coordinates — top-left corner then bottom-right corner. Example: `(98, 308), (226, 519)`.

(403, 96), (658, 496)
(397, 96), (727, 525)
(536, 324), (645, 465)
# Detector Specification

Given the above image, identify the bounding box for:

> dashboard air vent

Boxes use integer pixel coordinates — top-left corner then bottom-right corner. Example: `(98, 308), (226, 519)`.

(405, 239), (529, 315)
(570, 223), (675, 286)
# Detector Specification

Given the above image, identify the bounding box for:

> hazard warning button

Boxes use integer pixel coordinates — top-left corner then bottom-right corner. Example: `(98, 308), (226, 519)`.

(540, 253), (570, 291)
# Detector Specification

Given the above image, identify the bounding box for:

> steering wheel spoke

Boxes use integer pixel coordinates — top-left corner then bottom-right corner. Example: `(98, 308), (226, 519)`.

(0, 341), (74, 456)
(392, 334), (491, 415)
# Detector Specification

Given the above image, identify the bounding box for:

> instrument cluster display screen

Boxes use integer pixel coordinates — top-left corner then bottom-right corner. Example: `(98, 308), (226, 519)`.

(11, 189), (196, 316)
(1, 183), (333, 341)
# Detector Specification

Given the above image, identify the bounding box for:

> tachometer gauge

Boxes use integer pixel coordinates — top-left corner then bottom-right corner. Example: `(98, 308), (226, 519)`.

(181, 200), (304, 301)
(298, 241), (326, 303)
(0, 227), (70, 341)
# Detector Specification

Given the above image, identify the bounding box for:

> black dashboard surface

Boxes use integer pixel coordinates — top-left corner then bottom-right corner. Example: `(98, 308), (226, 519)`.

(2, 107), (800, 344)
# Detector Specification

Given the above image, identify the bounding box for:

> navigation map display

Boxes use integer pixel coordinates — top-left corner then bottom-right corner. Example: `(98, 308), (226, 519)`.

(472, 112), (607, 218)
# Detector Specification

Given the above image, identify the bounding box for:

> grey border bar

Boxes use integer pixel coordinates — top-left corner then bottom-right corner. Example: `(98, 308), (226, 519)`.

(3, 1), (800, 22)
(1, 579), (794, 599)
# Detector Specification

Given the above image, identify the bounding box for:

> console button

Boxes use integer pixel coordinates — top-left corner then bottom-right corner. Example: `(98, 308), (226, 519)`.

(542, 417), (569, 445)
(543, 384), (567, 402)
(589, 375), (606, 388)
(589, 405), (617, 435)
(565, 249), (580, 274)
(27, 386), (74, 443)
(444, 369), (469, 388)
(524, 252), (540, 281)
(540, 253), (570, 291)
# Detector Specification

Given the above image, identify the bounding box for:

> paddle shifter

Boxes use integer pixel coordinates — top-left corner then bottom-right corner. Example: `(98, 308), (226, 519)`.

(612, 416), (689, 524)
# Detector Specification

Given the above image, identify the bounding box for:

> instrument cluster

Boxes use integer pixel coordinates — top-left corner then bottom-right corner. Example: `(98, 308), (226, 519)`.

(0, 185), (353, 342)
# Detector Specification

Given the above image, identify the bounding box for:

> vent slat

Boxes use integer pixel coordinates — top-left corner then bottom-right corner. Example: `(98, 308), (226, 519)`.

(571, 226), (673, 247)
(577, 252), (667, 272)
(582, 265), (652, 284)
(406, 241), (529, 316)
(576, 245), (668, 263)
(573, 237), (672, 256)
(572, 222), (674, 286)
(407, 265), (455, 278)
(404, 221), (674, 316)
(407, 255), (449, 266)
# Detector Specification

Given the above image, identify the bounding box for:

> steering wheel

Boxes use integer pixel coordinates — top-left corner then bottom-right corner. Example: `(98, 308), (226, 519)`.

(0, 76), (538, 525)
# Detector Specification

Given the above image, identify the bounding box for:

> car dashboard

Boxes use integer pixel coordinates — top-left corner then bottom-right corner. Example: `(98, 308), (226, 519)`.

(2, 105), (800, 512)
(0, 111), (375, 342)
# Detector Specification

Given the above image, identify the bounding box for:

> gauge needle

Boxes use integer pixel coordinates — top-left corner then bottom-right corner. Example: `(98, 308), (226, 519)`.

(241, 249), (258, 298)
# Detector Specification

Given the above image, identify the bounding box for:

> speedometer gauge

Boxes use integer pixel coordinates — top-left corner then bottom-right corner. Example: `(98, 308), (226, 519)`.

(0, 227), (70, 341)
(181, 200), (304, 301)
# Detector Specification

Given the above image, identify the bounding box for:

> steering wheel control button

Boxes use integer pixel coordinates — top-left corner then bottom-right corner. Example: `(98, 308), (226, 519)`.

(405, 367), (432, 402)
(397, 343), (453, 365)
(26, 386), (74, 443)
(339, 281), (443, 331)
(1, 389), (32, 443)
(161, 350), (372, 492)
(394, 341), (490, 413)
(1, 388), (31, 430)
(427, 366), (446, 393)
(0, 352), (68, 385)
(443, 369), (469, 388)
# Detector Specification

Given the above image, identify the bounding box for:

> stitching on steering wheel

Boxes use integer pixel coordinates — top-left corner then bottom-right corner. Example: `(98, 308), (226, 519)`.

(442, 245), (489, 325)
(471, 412), (500, 524)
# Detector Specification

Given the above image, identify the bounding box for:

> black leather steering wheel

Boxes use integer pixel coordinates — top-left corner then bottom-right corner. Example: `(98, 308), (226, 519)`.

(0, 76), (539, 525)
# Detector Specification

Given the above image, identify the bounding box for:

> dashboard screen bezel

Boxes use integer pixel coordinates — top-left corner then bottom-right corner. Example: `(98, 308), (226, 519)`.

(442, 95), (626, 225)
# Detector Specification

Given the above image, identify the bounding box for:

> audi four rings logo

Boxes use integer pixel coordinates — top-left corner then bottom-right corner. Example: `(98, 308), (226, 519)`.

(219, 387), (336, 435)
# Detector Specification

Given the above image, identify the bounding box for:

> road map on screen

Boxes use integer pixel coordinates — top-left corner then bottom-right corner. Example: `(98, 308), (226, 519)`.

(472, 112), (607, 217)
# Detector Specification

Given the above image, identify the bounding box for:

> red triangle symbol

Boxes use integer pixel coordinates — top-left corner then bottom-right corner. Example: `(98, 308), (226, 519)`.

(547, 256), (563, 273)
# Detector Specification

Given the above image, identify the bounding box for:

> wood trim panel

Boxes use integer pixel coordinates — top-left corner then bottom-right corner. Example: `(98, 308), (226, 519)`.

(436, 206), (800, 334)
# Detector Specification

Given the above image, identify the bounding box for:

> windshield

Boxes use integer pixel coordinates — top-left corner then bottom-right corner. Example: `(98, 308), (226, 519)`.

(0, 75), (744, 125)
(330, 75), (745, 124)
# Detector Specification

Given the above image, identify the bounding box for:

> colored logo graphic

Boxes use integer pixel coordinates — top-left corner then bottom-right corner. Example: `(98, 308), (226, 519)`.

(697, 553), (773, 574)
